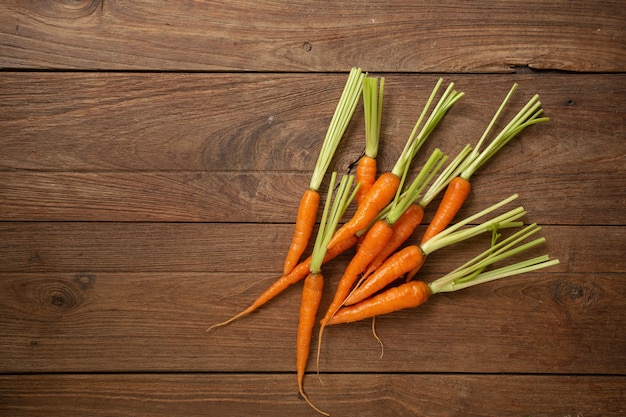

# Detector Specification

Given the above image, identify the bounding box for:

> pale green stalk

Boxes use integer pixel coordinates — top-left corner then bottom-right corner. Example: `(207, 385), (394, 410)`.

(420, 194), (520, 254)
(461, 85), (549, 180)
(363, 76), (384, 158)
(310, 68), (365, 191)
(428, 222), (559, 294)
(310, 173), (357, 273)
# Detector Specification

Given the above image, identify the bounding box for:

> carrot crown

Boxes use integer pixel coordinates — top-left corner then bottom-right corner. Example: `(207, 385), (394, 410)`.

(309, 68), (365, 192)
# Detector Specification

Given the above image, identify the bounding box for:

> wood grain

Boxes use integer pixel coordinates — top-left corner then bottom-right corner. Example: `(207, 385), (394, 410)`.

(1, 0), (624, 72)
(0, 270), (624, 374)
(0, 1), (624, 415)
(1, 73), (624, 172)
(0, 223), (622, 274)
(1, 374), (624, 417)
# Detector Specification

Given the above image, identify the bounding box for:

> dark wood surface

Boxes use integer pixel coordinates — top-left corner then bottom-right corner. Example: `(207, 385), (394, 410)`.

(1, 1), (625, 416)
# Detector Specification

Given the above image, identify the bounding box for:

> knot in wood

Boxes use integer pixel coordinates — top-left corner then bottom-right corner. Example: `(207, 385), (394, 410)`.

(550, 278), (604, 309)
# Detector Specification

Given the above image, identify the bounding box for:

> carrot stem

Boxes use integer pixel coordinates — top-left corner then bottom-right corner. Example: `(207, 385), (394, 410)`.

(461, 84), (549, 181)
(309, 67), (365, 191)
(363, 75), (384, 159)
(429, 223), (559, 294)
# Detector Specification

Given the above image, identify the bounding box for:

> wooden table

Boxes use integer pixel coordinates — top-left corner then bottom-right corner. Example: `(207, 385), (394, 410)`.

(1, 1), (625, 416)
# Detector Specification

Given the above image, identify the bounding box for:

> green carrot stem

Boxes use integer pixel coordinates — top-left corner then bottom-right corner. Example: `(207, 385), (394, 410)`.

(428, 223), (556, 294)
(309, 68), (365, 191)
(390, 79), (464, 178)
(461, 85), (548, 181)
(310, 173), (357, 273)
(363, 76), (384, 159)
(420, 194), (520, 254)
(418, 143), (475, 208)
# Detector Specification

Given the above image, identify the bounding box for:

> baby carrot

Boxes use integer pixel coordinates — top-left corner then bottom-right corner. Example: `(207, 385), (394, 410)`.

(420, 84), (549, 244)
(283, 68), (365, 275)
(296, 172), (357, 416)
(328, 224), (560, 325)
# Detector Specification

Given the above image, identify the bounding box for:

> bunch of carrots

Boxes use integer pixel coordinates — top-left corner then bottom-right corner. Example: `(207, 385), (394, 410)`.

(208, 68), (559, 416)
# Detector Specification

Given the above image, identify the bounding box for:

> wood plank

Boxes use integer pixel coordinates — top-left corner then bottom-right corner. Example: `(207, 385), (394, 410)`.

(0, 223), (622, 274)
(1, 72), (624, 173)
(1, 170), (624, 224)
(1, 374), (624, 417)
(1, 1), (624, 72)
(1, 271), (624, 374)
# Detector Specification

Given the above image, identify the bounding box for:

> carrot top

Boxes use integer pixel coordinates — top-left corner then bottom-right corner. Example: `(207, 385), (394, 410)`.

(362, 75), (385, 159)
(460, 83), (549, 181)
(428, 223), (560, 295)
(309, 67), (366, 192)
(391, 79), (464, 180)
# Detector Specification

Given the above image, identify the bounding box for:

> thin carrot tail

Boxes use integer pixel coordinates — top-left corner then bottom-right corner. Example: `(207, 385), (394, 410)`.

(355, 155), (377, 204)
(328, 280), (432, 325)
(284, 189), (321, 275)
(421, 176), (472, 244)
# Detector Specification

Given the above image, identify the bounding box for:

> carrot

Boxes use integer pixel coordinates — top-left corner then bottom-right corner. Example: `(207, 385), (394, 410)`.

(344, 194), (526, 306)
(283, 67), (365, 274)
(327, 78), (464, 250)
(329, 224), (560, 325)
(296, 172), (358, 416)
(328, 280), (431, 325)
(355, 76), (385, 204)
(420, 84), (549, 245)
(419, 176), (472, 244)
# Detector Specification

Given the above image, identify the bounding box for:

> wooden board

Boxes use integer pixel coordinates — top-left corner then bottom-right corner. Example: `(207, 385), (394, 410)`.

(0, 1), (624, 416)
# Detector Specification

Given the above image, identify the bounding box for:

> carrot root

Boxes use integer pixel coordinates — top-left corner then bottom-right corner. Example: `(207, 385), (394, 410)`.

(297, 272), (329, 416)
(284, 189), (321, 275)
(421, 176), (472, 244)
(328, 280), (432, 325)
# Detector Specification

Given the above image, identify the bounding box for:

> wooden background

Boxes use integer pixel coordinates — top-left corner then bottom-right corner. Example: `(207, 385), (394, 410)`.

(1, 1), (625, 416)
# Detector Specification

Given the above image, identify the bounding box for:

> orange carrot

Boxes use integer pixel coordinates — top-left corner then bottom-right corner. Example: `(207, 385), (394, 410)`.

(296, 172), (357, 416)
(283, 68), (365, 274)
(355, 155), (377, 204)
(331, 224), (560, 326)
(328, 280), (431, 325)
(345, 245), (425, 306)
(284, 189), (321, 274)
(361, 203), (425, 279)
(323, 219), (396, 321)
(296, 271), (328, 416)
(327, 171), (401, 249)
(420, 84), (549, 245)
(207, 234), (357, 332)
(419, 176), (471, 244)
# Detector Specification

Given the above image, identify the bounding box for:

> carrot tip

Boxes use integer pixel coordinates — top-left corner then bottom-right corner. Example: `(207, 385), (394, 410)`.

(299, 387), (330, 416)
